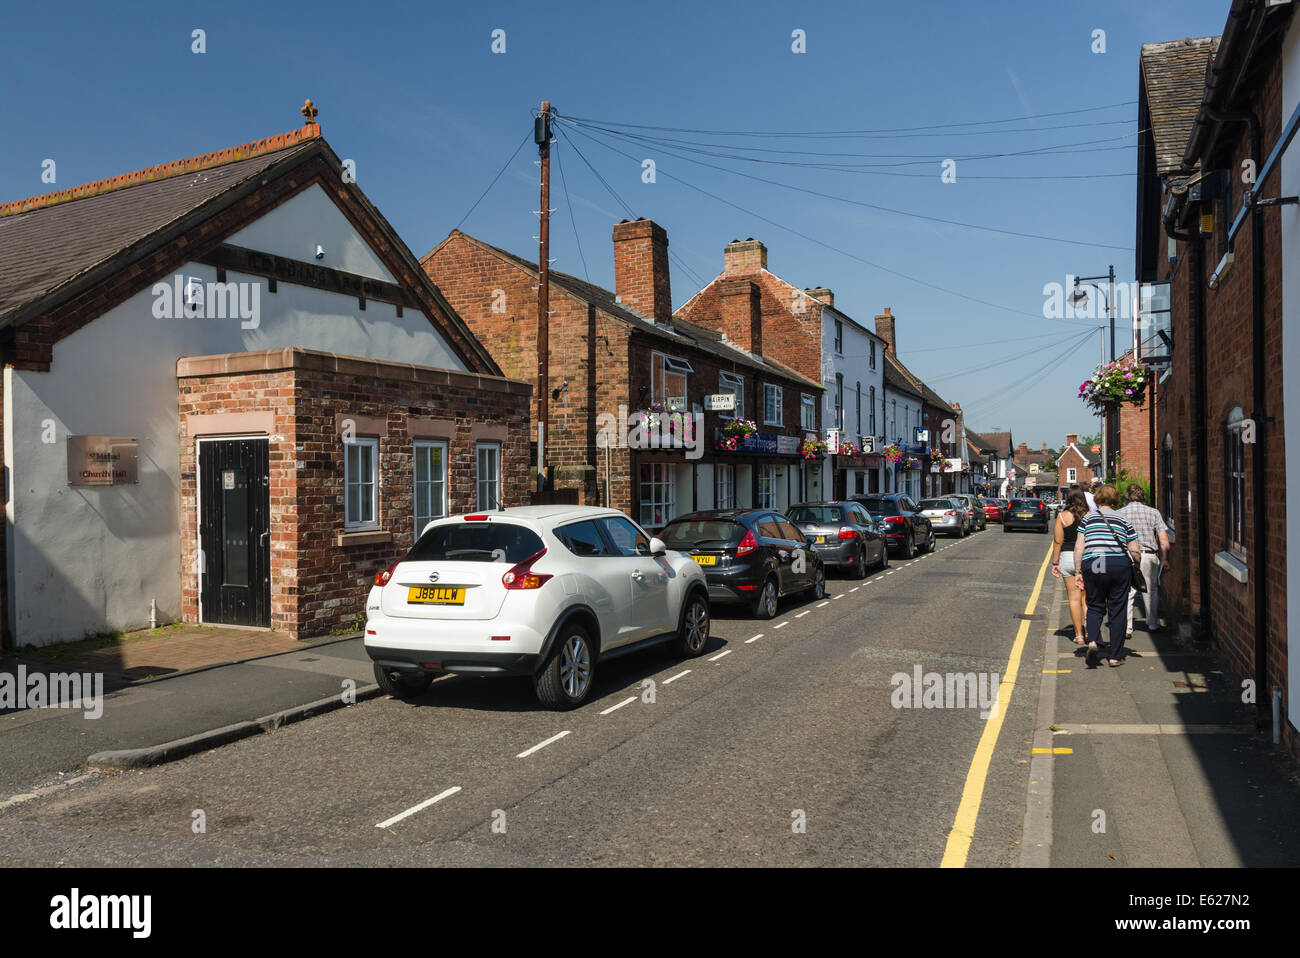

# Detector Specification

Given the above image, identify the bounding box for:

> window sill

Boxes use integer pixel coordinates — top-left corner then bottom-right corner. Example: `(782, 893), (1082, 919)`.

(338, 529), (392, 547)
(1213, 550), (1248, 584)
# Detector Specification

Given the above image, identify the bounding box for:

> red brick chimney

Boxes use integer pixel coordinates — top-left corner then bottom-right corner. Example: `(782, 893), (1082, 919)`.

(1066, 433), (1079, 447)
(805, 287), (833, 307)
(719, 278), (763, 354)
(723, 238), (767, 276)
(1017, 441), (1029, 456)
(1041, 442), (1048, 453)
(613, 218), (671, 324)
(874, 307), (897, 355)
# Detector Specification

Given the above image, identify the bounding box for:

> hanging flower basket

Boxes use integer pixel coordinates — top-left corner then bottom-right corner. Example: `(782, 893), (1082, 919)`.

(723, 418), (758, 439)
(800, 437), (828, 460)
(884, 444), (905, 465)
(904, 455), (920, 470)
(1078, 357), (1151, 413)
(838, 438), (858, 458)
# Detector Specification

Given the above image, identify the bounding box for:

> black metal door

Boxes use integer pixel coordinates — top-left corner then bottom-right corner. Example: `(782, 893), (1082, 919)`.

(199, 438), (270, 627)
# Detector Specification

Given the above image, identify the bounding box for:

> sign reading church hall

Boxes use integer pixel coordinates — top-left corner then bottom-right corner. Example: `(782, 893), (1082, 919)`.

(67, 436), (139, 486)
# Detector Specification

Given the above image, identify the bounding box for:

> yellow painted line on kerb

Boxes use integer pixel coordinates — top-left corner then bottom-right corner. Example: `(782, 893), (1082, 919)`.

(1032, 748), (1074, 755)
(940, 544), (1053, 868)
(1043, 669), (1071, 674)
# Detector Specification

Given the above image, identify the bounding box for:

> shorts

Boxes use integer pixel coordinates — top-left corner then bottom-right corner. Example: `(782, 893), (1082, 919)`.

(1059, 553), (1076, 577)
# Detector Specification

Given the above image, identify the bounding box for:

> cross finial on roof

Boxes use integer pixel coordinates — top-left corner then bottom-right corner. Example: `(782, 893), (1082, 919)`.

(301, 98), (319, 125)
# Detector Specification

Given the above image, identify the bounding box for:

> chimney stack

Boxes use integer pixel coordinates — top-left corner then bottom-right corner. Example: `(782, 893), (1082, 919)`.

(723, 238), (767, 276)
(805, 287), (833, 308)
(874, 307), (897, 355)
(613, 218), (671, 325)
(1041, 442), (1048, 453)
(719, 278), (763, 354)
(1066, 433), (1079, 447)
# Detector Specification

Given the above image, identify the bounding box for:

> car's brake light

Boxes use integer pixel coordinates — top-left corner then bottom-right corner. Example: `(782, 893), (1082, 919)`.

(464, 515), (489, 521)
(944, 510), (956, 516)
(736, 529), (758, 556)
(838, 527), (857, 539)
(885, 515), (906, 525)
(502, 548), (552, 590)
(374, 559), (401, 587)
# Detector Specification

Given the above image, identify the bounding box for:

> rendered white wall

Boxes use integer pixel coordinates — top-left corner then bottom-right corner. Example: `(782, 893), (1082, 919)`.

(224, 184), (398, 283)
(7, 253), (468, 645)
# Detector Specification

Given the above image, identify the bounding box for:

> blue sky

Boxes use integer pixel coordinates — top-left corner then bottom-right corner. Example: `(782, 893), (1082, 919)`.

(1, 0), (1233, 447)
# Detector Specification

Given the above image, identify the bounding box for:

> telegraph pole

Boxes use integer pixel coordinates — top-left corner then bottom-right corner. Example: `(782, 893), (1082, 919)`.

(535, 102), (553, 495)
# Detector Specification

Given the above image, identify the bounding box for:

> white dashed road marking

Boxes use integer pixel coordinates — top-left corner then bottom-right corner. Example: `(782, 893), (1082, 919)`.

(850, 587), (859, 592)
(516, 730), (571, 759)
(775, 622), (789, 629)
(376, 786), (461, 829)
(663, 670), (691, 684)
(795, 611), (810, 618)
(600, 696), (637, 715)
(832, 593), (844, 600)
(709, 650), (733, 662)
(817, 601), (830, 608)
(745, 634), (764, 644)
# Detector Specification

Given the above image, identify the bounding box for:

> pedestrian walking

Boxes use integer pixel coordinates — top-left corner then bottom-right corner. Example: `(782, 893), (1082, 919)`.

(1118, 484), (1170, 634)
(1072, 484), (1141, 668)
(1051, 489), (1089, 645)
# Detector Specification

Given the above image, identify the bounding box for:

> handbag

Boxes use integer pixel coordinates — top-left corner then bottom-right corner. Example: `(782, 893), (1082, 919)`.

(1099, 514), (1147, 593)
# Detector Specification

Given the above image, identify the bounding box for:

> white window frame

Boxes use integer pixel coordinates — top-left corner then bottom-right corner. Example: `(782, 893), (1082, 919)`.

(834, 319), (843, 354)
(413, 439), (448, 538)
(764, 383), (784, 426)
(870, 341), (877, 370)
(718, 371), (744, 420)
(758, 464), (778, 509)
(476, 442), (502, 511)
(344, 436), (380, 530)
(800, 393), (817, 431)
(652, 351), (693, 409)
(1066, 467), (1077, 483)
(715, 463), (735, 510)
(639, 462), (676, 527)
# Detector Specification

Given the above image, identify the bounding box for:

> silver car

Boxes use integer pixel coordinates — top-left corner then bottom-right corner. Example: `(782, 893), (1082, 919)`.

(950, 493), (986, 532)
(917, 497), (969, 538)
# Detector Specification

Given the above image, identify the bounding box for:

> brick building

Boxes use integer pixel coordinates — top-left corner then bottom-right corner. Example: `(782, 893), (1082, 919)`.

(423, 220), (821, 529)
(1055, 433), (1102, 488)
(675, 239), (887, 500)
(0, 118), (529, 646)
(1135, 1), (1297, 753)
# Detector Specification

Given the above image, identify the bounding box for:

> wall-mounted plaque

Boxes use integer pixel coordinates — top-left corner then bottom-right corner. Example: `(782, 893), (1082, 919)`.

(67, 436), (138, 485)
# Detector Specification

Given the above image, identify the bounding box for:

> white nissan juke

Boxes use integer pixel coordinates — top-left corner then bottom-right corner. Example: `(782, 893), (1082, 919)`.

(364, 506), (711, 710)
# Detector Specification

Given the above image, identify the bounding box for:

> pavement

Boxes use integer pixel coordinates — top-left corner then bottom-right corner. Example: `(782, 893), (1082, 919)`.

(0, 528), (1297, 866)
(0, 628), (375, 799)
(1023, 575), (1300, 867)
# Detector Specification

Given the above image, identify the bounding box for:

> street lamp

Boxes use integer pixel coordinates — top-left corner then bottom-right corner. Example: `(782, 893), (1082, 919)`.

(1071, 265), (1116, 482)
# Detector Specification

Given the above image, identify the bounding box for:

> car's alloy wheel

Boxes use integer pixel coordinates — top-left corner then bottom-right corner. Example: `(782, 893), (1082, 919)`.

(853, 546), (867, 578)
(903, 533), (915, 560)
(754, 577), (779, 619)
(808, 565), (826, 600)
(675, 595), (710, 657)
(879, 545), (890, 569)
(927, 529), (936, 552)
(535, 625), (595, 710)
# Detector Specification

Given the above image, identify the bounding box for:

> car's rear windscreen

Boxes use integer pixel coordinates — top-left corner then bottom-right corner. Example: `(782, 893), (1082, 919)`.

(406, 522), (544, 563)
(788, 506), (844, 524)
(918, 499), (952, 510)
(660, 519), (744, 549)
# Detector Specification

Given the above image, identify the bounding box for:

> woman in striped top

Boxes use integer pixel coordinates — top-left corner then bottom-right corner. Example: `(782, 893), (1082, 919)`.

(1071, 484), (1141, 667)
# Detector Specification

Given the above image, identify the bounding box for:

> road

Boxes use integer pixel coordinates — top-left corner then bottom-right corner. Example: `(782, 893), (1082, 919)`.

(0, 528), (1055, 867)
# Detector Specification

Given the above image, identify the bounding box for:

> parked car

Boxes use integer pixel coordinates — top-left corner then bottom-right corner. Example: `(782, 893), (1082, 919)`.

(850, 494), (935, 558)
(980, 498), (1005, 523)
(951, 493), (987, 531)
(1003, 498), (1050, 534)
(364, 506), (710, 710)
(917, 497), (968, 538)
(658, 509), (826, 619)
(787, 501), (890, 577)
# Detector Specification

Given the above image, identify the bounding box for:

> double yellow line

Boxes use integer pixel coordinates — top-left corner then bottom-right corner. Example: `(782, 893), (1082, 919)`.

(939, 544), (1053, 868)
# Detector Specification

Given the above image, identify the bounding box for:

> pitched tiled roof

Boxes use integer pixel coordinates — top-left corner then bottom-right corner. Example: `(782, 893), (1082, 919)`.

(437, 230), (822, 391)
(977, 431), (1013, 458)
(1140, 37), (1221, 175)
(0, 128), (323, 323)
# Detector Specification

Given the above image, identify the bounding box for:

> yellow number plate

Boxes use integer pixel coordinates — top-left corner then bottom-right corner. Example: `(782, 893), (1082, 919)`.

(692, 554), (717, 566)
(1016, 513), (1033, 519)
(407, 586), (466, 604)
(814, 535), (827, 543)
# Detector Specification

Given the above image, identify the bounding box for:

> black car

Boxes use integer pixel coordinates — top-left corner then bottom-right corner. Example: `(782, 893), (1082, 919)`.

(850, 494), (935, 558)
(1003, 497), (1050, 533)
(787, 501), (889, 577)
(658, 509), (826, 619)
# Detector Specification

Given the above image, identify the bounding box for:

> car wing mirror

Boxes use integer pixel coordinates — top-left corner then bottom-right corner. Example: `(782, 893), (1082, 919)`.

(649, 536), (667, 556)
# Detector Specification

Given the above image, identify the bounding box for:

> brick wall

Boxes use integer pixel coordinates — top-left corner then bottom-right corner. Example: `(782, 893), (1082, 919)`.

(1159, 52), (1290, 751)
(1117, 384), (1154, 481)
(177, 348), (530, 638)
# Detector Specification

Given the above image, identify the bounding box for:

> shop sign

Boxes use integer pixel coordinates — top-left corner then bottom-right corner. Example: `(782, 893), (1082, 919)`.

(67, 436), (138, 486)
(704, 393), (736, 412)
(728, 432), (800, 456)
